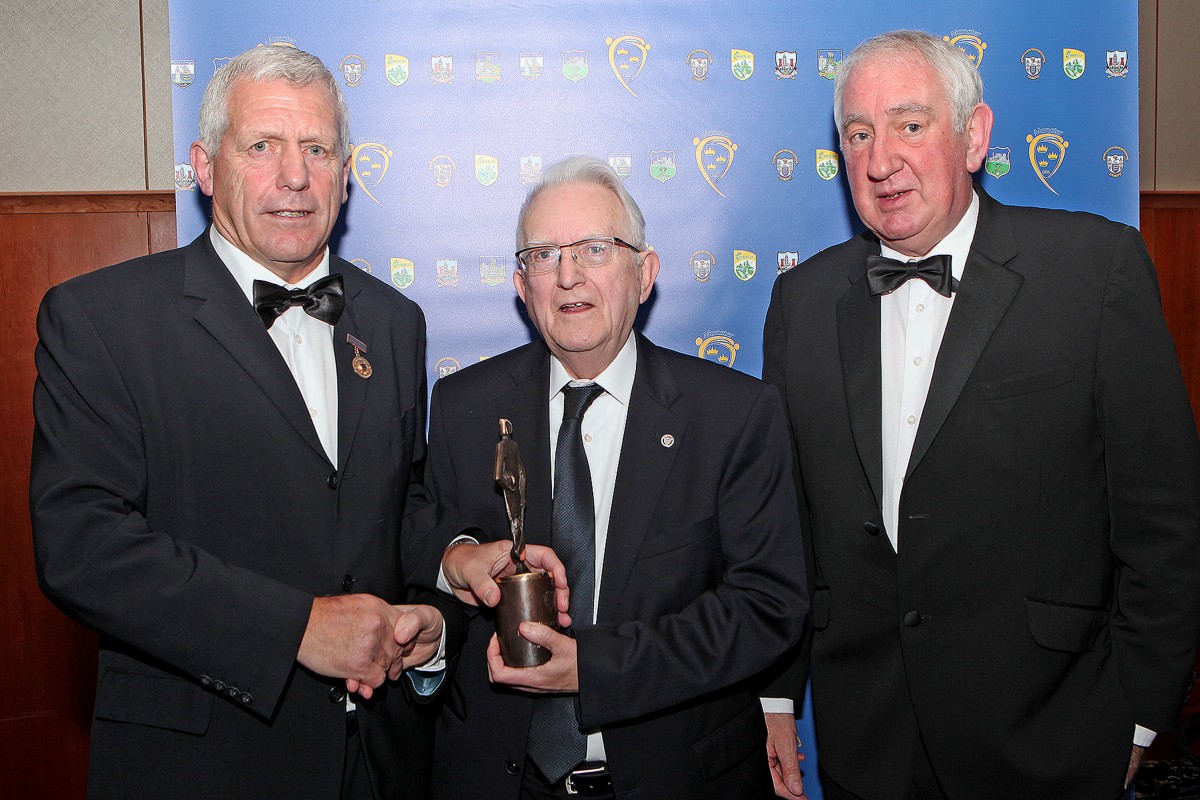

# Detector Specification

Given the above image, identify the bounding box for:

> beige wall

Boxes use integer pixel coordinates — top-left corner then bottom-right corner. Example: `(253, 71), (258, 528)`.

(0, 1), (1193, 194)
(0, 0), (173, 192)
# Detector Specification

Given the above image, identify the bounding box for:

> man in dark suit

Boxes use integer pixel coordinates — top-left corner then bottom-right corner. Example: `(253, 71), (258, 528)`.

(30, 46), (459, 799)
(763, 30), (1200, 800)
(407, 156), (808, 799)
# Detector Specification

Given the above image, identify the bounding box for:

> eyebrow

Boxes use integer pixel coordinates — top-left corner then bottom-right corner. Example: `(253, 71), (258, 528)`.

(884, 102), (933, 117)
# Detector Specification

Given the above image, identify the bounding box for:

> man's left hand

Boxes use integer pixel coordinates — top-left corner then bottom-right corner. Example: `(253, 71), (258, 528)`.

(485, 622), (578, 693)
(765, 711), (807, 800)
(1125, 744), (1146, 789)
(344, 604), (444, 697)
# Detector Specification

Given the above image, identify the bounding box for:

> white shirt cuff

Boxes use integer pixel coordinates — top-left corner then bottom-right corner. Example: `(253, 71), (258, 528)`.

(760, 696), (794, 715)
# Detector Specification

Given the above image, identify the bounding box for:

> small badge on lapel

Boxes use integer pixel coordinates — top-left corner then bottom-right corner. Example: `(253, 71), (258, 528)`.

(346, 333), (372, 379)
(660, 434), (675, 448)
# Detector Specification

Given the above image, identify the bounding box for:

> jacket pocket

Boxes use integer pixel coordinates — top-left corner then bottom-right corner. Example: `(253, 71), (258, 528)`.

(1025, 597), (1107, 653)
(979, 364), (1076, 400)
(94, 668), (214, 735)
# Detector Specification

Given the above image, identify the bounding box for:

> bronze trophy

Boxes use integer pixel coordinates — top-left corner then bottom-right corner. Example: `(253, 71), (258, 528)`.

(494, 419), (559, 667)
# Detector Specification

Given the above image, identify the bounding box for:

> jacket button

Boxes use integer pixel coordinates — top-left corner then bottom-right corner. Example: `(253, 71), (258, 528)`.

(505, 761), (520, 776)
(199, 675), (213, 687)
(327, 471), (339, 489)
(226, 686), (240, 698)
(239, 692), (253, 704)
(903, 610), (921, 627)
(863, 521), (880, 536)
(341, 574), (355, 593)
(329, 686), (347, 703)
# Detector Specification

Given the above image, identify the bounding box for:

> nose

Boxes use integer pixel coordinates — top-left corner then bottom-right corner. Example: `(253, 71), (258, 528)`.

(555, 248), (587, 289)
(278, 145), (311, 191)
(865, 135), (900, 182)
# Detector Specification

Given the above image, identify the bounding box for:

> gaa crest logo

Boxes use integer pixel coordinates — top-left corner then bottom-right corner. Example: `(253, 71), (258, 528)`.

(691, 251), (715, 282)
(476, 53), (501, 83)
(1063, 49), (1085, 79)
(608, 35), (650, 98)
(339, 55), (366, 87)
(773, 150), (797, 181)
(562, 51), (589, 83)
(520, 53), (543, 80)
(520, 156), (543, 185)
(391, 258), (415, 290)
(694, 133), (738, 198)
(687, 49), (711, 81)
(775, 51), (797, 80)
(352, 142), (391, 205)
(475, 155), (499, 187)
(1103, 146), (1130, 178)
(1106, 50), (1129, 78)
(480, 257), (506, 287)
(733, 250), (756, 282)
(436, 259), (460, 288)
(213, 56), (233, 74)
(696, 332), (740, 367)
(816, 149), (839, 181)
(731, 49), (754, 81)
(985, 146), (1011, 178)
(777, 252), (798, 275)
(1021, 49), (1045, 80)
(944, 31), (986, 69)
(385, 55), (409, 86)
(174, 163), (196, 191)
(609, 154), (632, 180)
(434, 357), (461, 379)
(649, 150), (677, 183)
(171, 60), (194, 88)
(349, 258), (372, 275)
(432, 55), (453, 84)
(817, 50), (841, 80)
(429, 156), (455, 188)
(1027, 129), (1069, 195)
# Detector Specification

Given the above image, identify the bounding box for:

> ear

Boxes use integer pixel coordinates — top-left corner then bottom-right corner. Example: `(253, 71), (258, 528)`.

(638, 249), (660, 303)
(340, 154), (351, 204)
(964, 102), (994, 173)
(513, 268), (527, 305)
(190, 141), (215, 198)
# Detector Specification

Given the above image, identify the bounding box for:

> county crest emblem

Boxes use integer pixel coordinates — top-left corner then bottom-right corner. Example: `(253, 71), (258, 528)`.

(1021, 49), (1045, 80)
(691, 251), (715, 282)
(434, 357), (461, 379)
(562, 51), (589, 83)
(339, 55), (366, 87)
(985, 147), (1011, 178)
(475, 155), (499, 187)
(733, 250), (756, 282)
(1103, 146), (1129, 178)
(1106, 50), (1129, 78)
(174, 163), (196, 191)
(385, 54), (409, 86)
(476, 53), (501, 83)
(773, 150), (797, 181)
(817, 50), (841, 80)
(777, 251), (798, 274)
(436, 259), (460, 288)
(815, 149), (839, 181)
(648, 150), (677, 183)
(480, 257), (506, 286)
(608, 154), (632, 180)
(391, 258), (415, 290)
(731, 49), (754, 81)
(687, 49), (711, 81)
(171, 60), (194, 88)
(775, 51), (797, 80)
(432, 56), (453, 84)
(1063, 49), (1085, 79)
(520, 156), (543, 185)
(520, 53), (543, 80)
(429, 156), (455, 188)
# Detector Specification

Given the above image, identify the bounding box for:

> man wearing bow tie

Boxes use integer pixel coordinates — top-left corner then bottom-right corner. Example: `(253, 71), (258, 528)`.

(405, 156), (808, 799)
(764, 30), (1200, 800)
(30, 46), (460, 800)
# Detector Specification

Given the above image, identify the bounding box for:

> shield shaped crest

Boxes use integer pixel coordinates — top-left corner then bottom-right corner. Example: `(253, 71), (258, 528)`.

(1063, 48), (1085, 79)
(733, 250), (757, 282)
(731, 49), (754, 81)
(649, 150), (677, 183)
(687, 50), (711, 81)
(520, 53), (543, 80)
(985, 147), (1011, 178)
(816, 149), (839, 181)
(475, 155), (499, 186)
(562, 51), (589, 83)
(391, 259), (415, 290)
(386, 55), (409, 86)
(432, 56), (453, 84)
(775, 51), (797, 79)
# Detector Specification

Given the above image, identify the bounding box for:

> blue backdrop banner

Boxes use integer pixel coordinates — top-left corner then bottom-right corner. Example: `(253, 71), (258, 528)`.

(168, 3), (1139, 795)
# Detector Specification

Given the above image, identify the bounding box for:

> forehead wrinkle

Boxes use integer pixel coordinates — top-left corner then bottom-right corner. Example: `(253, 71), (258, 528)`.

(885, 102), (934, 118)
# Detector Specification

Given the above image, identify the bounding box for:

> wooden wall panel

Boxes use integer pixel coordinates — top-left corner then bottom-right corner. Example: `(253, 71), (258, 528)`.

(0, 192), (174, 799)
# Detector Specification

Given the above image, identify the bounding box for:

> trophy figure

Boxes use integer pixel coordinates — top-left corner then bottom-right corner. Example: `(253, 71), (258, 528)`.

(494, 419), (558, 666)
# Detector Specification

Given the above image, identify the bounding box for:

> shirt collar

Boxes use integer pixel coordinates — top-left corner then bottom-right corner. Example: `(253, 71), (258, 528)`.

(879, 187), (980, 282)
(209, 226), (332, 305)
(548, 333), (637, 407)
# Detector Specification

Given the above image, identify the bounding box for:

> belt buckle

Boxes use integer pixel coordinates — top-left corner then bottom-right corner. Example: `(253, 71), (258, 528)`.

(564, 762), (610, 796)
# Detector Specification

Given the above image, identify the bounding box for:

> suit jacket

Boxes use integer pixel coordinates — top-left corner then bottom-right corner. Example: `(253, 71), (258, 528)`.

(411, 334), (808, 800)
(763, 187), (1200, 800)
(31, 232), (462, 800)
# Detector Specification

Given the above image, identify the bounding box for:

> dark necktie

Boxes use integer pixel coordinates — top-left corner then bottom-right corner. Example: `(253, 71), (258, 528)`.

(527, 381), (605, 784)
(865, 254), (956, 298)
(252, 274), (345, 328)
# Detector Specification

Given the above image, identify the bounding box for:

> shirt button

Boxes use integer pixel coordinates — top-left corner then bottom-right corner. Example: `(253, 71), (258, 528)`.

(309, 407), (318, 418)
(906, 414), (917, 425)
(913, 356), (923, 366)
(295, 334), (303, 345)
(915, 303), (925, 313)
(583, 433), (592, 443)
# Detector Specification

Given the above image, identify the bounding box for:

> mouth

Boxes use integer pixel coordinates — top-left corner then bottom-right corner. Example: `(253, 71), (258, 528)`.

(560, 301), (592, 312)
(877, 189), (910, 202)
(269, 210), (313, 219)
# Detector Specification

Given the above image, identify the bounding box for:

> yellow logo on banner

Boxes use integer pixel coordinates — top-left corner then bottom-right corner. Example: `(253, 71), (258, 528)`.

(1063, 48), (1085, 79)
(1027, 130), (1069, 195)
(352, 142), (392, 205)
(390, 258), (414, 289)
(733, 249), (756, 281)
(475, 155), (499, 186)
(816, 149), (839, 181)
(693, 134), (738, 198)
(607, 35), (650, 97)
(943, 32), (986, 69)
(731, 49), (754, 80)
(696, 332), (740, 366)
(385, 54), (409, 86)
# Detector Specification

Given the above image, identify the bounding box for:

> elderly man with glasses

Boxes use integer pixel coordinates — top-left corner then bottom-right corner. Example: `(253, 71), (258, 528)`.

(405, 155), (809, 800)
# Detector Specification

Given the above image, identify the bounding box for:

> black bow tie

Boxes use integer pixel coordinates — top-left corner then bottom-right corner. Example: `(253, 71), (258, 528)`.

(252, 274), (345, 328)
(866, 254), (957, 298)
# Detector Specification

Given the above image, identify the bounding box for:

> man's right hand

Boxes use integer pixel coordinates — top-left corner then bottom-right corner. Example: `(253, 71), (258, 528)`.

(296, 594), (412, 699)
(441, 540), (571, 626)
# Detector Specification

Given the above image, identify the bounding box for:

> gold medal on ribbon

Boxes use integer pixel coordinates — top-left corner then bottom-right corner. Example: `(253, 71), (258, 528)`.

(346, 334), (372, 379)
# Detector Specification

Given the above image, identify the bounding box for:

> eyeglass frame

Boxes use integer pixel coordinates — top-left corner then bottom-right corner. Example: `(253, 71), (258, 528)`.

(514, 236), (643, 276)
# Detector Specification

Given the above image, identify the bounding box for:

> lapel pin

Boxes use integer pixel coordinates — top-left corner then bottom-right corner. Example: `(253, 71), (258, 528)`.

(346, 333), (372, 379)
(660, 434), (675, 448)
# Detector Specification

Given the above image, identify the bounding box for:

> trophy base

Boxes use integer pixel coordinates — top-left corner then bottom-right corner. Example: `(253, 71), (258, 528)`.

(495, 570), (557, 667)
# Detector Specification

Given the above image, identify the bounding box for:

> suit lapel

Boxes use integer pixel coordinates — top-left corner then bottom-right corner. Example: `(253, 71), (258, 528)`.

(333, 263), (375, 470)
(184, 233), (329, 464)
(905, 190), (1023, 480)
(597, 335), (684, 621)
(498, 344), (554, 547)
(837, 264), (885, 512)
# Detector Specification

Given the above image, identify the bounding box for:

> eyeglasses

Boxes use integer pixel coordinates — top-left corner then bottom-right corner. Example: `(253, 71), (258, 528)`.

(515, 237), (642, 276)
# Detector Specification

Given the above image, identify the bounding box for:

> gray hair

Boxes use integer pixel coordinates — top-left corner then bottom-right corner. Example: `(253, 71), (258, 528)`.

(833, 30), (983, 137)
(516, 156), (647, 253)
(198, 46), (350, 160)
